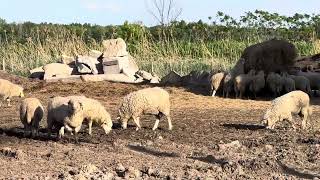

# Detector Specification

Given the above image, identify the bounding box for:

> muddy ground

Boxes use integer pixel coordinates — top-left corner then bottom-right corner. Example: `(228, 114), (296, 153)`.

(0, 71), (320, 179)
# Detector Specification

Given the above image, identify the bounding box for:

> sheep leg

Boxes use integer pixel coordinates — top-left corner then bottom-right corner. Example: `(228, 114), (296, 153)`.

(6, 98), (11, 107)
(167, 116), (173, 130)
(121, 118), (129, 129)
(286, 115), (297, 130)
(133, 117), (141, 131)
(88, 120), (93, 135)
(301, 108), (308, 130)
(23, 124), (29, 138)
(58, 127), (65, 139)
(211, 90), (216, 97)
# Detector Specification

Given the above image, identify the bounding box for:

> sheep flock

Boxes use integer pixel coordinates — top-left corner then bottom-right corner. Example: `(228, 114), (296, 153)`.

(0, 38), (318, 144)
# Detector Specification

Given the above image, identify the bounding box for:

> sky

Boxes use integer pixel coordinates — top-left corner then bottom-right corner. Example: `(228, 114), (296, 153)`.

(0, 0), (319, 26)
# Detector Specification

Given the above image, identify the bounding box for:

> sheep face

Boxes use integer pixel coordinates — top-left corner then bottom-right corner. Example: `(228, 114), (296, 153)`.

(261, 110), (277, 129)
(101, 122), (112, 134)
(68, 99), (83, 113)
(117, 108), (131, 129)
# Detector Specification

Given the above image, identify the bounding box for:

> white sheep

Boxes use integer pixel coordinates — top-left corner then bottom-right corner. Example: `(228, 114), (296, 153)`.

(47, 95), (86, 137)
(0, 79), (24, 107)
(210, 72), (225, 97)
(249, 70), (265, 99)
(59, 97), (113, 139)
(266, 72), (282, 97)
(118, 87), (172, 131)
(234, 70), (255, 99)
(289, 75), (312, 95)
(20, 98), (44, 137)
(261, 90), (312, 130)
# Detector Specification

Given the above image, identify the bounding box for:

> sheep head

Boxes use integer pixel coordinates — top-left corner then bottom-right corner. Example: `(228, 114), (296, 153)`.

(101, 121), (112, 134)
(68, 99), (84, 114)
(261, 109), (276, 129)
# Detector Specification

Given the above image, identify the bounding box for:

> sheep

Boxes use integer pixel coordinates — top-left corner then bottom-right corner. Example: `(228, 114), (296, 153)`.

(234, 70), (255, 99)
(249, 70), (265, 99)
(266, 72), (282, 97)
(118, 87), (172, 131)
(261, 90), (312, 130)
(0, 79), (24, 107)
(296, 71), (320, 91)
(223, 58), (246, 98)
(47, 95), (86, 137)
(281, 74), (296, 94)
(288, 75), (312, 95)
(20, 98), (44, 138)
(59, 97), (113, 140)
(210, 72), (225, 97)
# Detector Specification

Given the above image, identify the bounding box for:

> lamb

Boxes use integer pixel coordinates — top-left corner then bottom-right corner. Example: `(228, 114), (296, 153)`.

(0, 79), (24, 107)
(249, 70), (265, 99)
(117, 87), (172, 131)
(266, 72), (282, 97)
(20, 98), (44, 138)
(234, 70), (255, 99)
(289, 75), (312, 95)
(261, 90), (312, 130)
(59, 97), (113, 140)
(47, 95), (86, 137)
(210, 72), (225, 96)
(223, 73), (233, 98)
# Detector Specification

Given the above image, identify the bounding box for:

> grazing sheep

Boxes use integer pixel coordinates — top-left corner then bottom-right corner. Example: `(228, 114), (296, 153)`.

(266, 72), (282, 97)
(47, 95), (86, 137)
(223, 73), (233, 98)
(234, 70), (255, 99)
(20, 98), (44, 138)
(0, 79), (24, 107)
(289, 75), (312, 95)
(59, 98), (113, 140)
(281, 74), (296, 94)
(210, 72), (225, 96)
(296, 71), (320, 91)
(118, 87), (172, 131)
(242, 39), (297, 74)
(261, 90), (312, 130)
(249, 70), (265, 99)
(223, 58), (246, 98)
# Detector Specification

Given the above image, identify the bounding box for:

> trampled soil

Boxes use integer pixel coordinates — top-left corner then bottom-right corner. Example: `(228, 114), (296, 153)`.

(0, 71), (320, 179)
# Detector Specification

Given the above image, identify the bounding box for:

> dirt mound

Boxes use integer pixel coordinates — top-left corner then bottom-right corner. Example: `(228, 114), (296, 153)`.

(242, 39), (298, 74)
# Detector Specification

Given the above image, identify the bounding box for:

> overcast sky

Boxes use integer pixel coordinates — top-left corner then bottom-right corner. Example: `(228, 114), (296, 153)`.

(0, 0), (319, 26)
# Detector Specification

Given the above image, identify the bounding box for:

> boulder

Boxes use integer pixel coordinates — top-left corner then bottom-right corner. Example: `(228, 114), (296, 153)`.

(29, 66), (44, 79)
(102, 58), (121, 74)
(80, 74), (143, 83)
(60, 55), (75, 65)
(43, 63), (74, 80)
(76, 56), (100, 75)
(136, 70), (153, 81)
(102, 38), (128, 57)
(161, 71), (182, 85)
(89, 50), (103, 59)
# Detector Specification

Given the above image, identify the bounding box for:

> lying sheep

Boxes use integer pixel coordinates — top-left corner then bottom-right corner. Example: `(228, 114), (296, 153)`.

(210, 72), (225, 96)
(59, 98), (113, 140)
(261, 90), (312, 130)
(20, 98), (44, 138)
(47, 95), (86, 137)
(234, 70), (255, 99)
(289, 75), (312, 95)
(118, 87), (172, 131)
(266, 72), (282, 97)
(0, 79), (24, 107)
(249, 70), (265, 99)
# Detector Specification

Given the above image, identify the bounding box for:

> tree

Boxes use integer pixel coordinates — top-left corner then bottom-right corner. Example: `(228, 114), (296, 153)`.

(146, 0), (182, 26)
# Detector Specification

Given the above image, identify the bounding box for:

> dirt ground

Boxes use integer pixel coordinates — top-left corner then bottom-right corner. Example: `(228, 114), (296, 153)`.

(0, 71), (320, 179)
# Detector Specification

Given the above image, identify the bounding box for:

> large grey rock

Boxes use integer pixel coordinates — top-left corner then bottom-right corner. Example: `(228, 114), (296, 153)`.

(60, 55), (75, 65)
(43, 63), (74, 80)
(76, 56), (100, 75)
(102, 38), (128, 57)
(80, 74), (143, 83)
(89, 50), (103, 59)
(102, 58), (121, 74)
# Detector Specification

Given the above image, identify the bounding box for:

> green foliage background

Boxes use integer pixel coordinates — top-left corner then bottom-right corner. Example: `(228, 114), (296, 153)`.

(0, 10), (319, 77)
